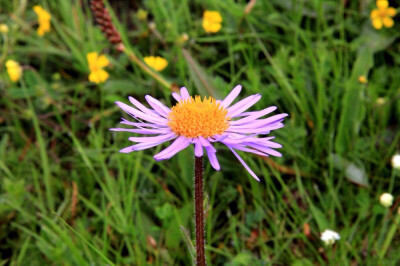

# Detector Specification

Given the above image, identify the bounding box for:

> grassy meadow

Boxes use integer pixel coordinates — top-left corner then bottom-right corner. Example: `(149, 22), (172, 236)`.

(1, 0), (400, 265)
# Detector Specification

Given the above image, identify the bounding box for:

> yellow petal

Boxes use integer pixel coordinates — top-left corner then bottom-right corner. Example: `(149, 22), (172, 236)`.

(372, 18), (383, 29)
(382, 17), (394, 27)
(387, 7), (396, 17)
(6, 60), (22, 82)
(96, 55), (109, 68)
(87, 52), (98, 69)
(37, 27), (44, 36)
(37, 20), (50, 36)
(203, 20), (222, 33)
(153, 57), (168, 71)
(370, 9), (379, 19)
(34, 6), (51, 20)
(96, 69), (109, 83)
(33, 5), (43, 15)
(376, 0), (388, 9)
(203, 11), (222, 23)
(144, 56), (168, 71)
(89, 70), (109, 84)
(144, 56), (156, 68)
(144, 56), (154, 63)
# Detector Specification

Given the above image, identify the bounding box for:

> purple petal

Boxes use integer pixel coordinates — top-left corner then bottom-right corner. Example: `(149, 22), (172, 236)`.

(154, 136), (190, 160)
(209, 134), (228, 142)
(205, 146), (220, 170)
(129, 97), (159, 116)
(230, 106), (277, 126)
(221, 85), (242, 108)
(145, 95), (171, 118)
(120, 140), (169, 152)
(228, 94), (262, 118)
(128, 132), (176, 143)
(245, 138), (282, 149)
(119, 119), (167, 129)
(120, 146), (137, 153)
(227, 123), (284, 134)
(228, 147), (260, 181)
(230, 136), (281, 148)
(180, 87), (190, 100)
(110, 127), (171, 134)
(246, 143), (282, 157)
(119, 140), (168, 153)
(194, 138), (203, 157)
(198, 136), (212, 147)
(115, 101), (167, 125)
(172, 92), (182, 102)
(229, 114), (288, 129)
(223, 143), (268, 157)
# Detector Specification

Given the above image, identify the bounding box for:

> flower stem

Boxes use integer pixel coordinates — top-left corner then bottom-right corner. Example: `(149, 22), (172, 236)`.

(194, 156), (205, 266)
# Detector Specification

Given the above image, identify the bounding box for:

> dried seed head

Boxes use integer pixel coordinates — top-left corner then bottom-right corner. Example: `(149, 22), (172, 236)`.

(90, 0), (124, 51)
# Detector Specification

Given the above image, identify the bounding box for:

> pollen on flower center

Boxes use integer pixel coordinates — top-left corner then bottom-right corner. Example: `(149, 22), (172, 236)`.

(168, 96), (230, 138)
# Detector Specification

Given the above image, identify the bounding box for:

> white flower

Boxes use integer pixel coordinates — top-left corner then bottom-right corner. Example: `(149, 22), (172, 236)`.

(321, 229), (340, 245)
(380, 193), (394, 208)
(392, 154), (400, 169)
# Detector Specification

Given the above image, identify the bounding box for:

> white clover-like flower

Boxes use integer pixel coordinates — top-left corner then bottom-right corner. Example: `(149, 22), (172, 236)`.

(392, 154), (400, 170)
(380, 193), (394, 208)
(320, 229), (340, 245)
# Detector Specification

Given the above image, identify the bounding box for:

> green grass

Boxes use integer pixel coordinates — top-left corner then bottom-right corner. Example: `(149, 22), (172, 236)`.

(1, 0), (400, 265)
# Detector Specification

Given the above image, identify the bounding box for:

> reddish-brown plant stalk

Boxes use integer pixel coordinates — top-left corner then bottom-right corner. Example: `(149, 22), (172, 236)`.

(90, 0), (124, 51)
(195, 156), (206, 265)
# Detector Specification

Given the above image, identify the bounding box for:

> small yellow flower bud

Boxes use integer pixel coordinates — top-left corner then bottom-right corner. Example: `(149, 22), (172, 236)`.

(0, 24), (9, 33)
(376, 97), (385, 105)
(137, 9), (148, 21)
(358, 76), (367, 84)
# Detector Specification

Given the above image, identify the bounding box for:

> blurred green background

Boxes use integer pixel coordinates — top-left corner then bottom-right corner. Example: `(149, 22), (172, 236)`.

(1, 0), (400, 265)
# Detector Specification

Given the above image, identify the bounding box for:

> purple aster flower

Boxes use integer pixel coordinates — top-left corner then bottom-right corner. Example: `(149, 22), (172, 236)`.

(110, 85), (287, 181)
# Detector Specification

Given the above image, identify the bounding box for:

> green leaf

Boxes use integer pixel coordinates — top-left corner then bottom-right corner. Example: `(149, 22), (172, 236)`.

(155, 203), (173, 221)
(103, 79), (148, 95)
(181, 48), (220, 98)
(335, 47), (371, 154)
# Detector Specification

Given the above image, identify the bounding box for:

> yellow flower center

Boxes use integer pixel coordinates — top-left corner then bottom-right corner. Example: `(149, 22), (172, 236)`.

(168, 96), (230, 138)
(378, 9), (388, 18)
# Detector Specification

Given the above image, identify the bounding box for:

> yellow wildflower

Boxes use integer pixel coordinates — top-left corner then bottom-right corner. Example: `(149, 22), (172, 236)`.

(6, 60), (22, 82)
(202, 11), (222, 33)
(137, 9), (148, 21)
(370, 0), (396, 29)
(33, 5), (51, 36)
(0, 24), (9, 33)
(87, 52), (109, 84)
(144, 56), (168, 71)
(358, 76), (368, 84)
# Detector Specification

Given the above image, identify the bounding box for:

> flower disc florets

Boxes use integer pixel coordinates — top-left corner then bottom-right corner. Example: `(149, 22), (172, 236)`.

(168, 96), (230, 138)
